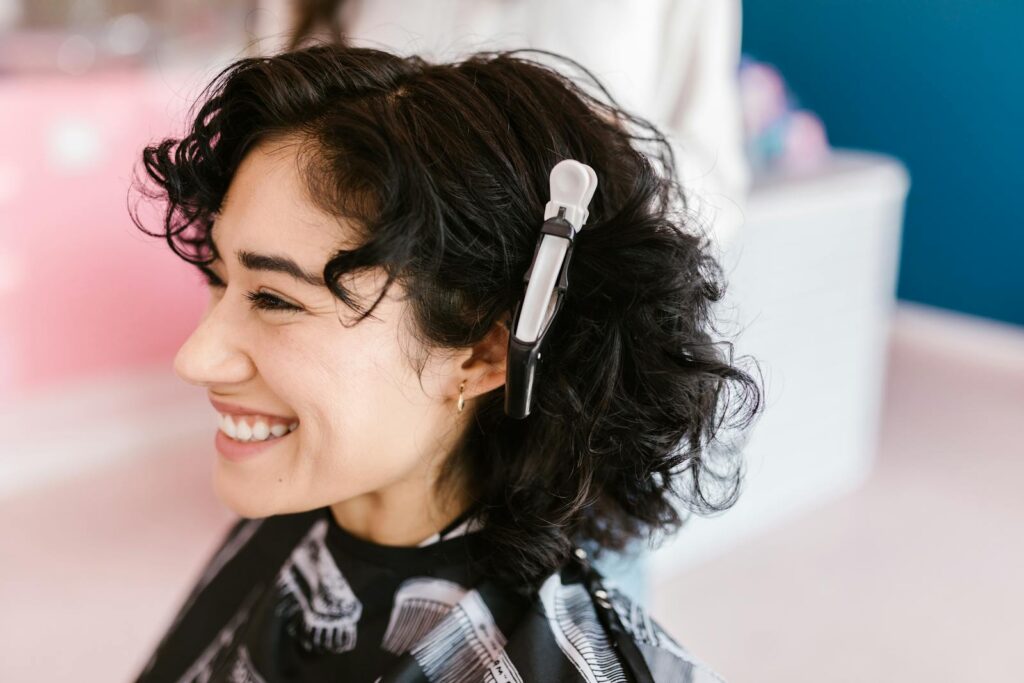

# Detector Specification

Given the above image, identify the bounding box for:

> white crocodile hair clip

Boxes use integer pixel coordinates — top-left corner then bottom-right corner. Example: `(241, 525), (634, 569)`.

(505, 159), (598, 419)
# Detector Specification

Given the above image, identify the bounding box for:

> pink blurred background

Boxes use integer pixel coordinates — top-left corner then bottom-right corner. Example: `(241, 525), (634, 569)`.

(0, 67), (202, 397)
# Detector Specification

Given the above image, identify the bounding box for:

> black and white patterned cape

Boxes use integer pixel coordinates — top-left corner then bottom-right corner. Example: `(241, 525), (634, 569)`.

(133, 507), (724, 683)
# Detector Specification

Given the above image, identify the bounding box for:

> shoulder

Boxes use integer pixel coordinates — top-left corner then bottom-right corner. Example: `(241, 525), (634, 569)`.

(183, 509), (324, 603)
(134, 510), (326, 679)
(534, 566), (725, 683)
(210, 508), (325, 563)
(604, 585), (727, 683)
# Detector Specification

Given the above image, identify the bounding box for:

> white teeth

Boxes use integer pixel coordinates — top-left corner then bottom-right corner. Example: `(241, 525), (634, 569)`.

(251, 420), (269, 440)
(218, 414), (299, 442)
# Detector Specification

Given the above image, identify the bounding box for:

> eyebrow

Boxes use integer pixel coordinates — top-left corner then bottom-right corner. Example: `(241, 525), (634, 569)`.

(210, 232), (326, 288)
(236, 250), (327, 288)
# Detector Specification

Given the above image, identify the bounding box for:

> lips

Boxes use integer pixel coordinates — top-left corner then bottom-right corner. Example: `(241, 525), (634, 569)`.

(209, 397), (298, 423)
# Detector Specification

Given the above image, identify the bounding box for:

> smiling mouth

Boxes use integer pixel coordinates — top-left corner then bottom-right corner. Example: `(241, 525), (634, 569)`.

(217, 413), (299, 442)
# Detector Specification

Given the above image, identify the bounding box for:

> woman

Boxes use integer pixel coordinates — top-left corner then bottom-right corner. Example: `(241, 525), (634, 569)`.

(129, 43), (761, 682)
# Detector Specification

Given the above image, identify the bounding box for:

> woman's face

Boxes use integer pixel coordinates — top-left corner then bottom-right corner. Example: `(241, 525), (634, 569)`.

(173, 136), (482, 522)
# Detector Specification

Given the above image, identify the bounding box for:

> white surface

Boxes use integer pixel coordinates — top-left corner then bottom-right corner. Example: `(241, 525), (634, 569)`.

(0, 368), (214, 499)
(651, 149), (911, 581)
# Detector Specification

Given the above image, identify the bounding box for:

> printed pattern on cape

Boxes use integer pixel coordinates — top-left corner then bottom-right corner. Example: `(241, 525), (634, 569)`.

(482, 651), (524, 683)
(538, 572), (628, 683)
(224, 645), (268, 683)
(381, 577), (469, 654)
(408, 586), (522, 683)
(415, 514), (485, 547)
(274, 517), (363, 654)
(174, 587), (264, 683)
(605, 585), (726, 683)
(198, 519), (266, 596)
(137, 517), (266, 681)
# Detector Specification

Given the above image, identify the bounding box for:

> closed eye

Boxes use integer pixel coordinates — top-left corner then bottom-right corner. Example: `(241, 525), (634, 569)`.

(198, 267), (303, 314)
(243, 290), (303, 313)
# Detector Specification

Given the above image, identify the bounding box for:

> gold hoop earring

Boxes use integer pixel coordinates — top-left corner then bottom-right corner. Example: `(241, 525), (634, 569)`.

(457, 380), (466, 414)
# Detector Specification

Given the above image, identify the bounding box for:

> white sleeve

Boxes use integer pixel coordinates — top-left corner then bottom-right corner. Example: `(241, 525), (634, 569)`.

(653, 0), (750, 252)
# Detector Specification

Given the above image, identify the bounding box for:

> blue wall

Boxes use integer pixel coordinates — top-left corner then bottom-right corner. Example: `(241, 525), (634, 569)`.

(742, 1), (1024, 327)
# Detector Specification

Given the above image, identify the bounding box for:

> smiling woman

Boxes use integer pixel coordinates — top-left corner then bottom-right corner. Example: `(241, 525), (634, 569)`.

(127, 43), (762, 682)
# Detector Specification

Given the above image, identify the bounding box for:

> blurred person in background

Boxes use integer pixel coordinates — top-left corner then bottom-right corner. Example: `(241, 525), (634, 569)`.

(254, 0), (750, 611)
(129, 42), (760, 682)
(263, 0), (750, 252)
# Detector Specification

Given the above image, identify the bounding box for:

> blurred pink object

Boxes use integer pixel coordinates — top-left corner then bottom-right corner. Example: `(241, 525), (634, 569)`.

(0, 66), (205, 400)
(780, 110), (831, 172)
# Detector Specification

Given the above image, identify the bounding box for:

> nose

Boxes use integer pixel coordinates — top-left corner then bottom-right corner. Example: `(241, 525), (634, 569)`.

(172, 293), (255, 388)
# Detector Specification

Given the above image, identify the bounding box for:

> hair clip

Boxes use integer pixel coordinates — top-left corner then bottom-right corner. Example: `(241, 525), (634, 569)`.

(504, 159), (598, 419)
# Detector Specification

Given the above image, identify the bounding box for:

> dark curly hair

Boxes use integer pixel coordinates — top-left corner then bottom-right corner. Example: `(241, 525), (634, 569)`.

(129, 43), (763, 594)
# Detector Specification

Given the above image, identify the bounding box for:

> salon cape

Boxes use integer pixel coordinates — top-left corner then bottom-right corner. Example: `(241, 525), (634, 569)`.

(132, 506), (724, 682)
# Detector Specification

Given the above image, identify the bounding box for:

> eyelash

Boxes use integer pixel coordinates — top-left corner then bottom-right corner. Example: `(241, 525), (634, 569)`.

(199, 270), (302, 314)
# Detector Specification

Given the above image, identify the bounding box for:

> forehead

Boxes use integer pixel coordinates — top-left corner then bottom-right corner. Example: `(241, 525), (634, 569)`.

(211, 137), (355, 262)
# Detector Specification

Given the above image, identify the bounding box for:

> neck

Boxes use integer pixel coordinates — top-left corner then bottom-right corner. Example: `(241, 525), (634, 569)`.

(328, 473), (471, 547)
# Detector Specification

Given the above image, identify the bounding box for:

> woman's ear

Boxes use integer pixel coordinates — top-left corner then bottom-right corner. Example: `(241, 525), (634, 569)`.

(458, 316), (510, 399)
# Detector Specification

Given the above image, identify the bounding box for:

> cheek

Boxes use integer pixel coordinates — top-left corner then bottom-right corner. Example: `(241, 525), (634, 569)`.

(271, 308), (441, 487)
(298, 384), (432, 503)
(316, 354), (440, 480)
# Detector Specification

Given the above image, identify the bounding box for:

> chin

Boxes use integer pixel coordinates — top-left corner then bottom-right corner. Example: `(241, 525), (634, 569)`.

(212, 470), (280, 519)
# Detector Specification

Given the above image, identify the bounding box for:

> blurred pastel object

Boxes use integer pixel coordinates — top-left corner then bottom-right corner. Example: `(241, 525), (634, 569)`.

(738, 58), (789, 138)
(780, 110), (831, 172)
(739, 53), (832, 173)
(746, 118), (784, 171)
(47, 116), (104, 172)
(0, 67), (198, 394)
